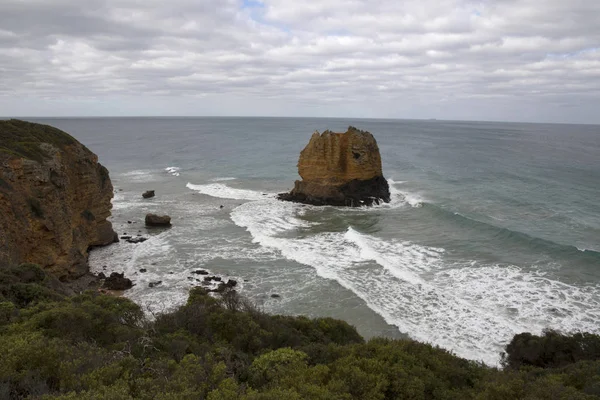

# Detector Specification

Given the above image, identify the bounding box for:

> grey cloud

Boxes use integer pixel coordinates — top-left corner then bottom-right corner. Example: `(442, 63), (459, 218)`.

(0, 0), (599, 122)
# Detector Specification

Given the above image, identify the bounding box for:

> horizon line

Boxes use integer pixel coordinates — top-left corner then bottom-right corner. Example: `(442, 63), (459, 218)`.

(1, 115), (598, 127)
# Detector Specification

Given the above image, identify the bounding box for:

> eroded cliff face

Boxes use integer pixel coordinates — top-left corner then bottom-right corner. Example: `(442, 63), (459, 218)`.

(0, 120), (116, 280)
(279, 126), (390, 206)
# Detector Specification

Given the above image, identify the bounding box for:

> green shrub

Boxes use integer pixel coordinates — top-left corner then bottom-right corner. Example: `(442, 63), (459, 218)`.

(0, 264), (64, 307)
(0, 119), (78, 163)
(12, 263), (46, 283)
(0, 301), (16, 324)
(1, 262), (599, 399)
(502, 330), (600, 369)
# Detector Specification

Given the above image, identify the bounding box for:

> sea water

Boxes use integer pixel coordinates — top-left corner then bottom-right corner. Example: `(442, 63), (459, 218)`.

(29, 117), (600, 366)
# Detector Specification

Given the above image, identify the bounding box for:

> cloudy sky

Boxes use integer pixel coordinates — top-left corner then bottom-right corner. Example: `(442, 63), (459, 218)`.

(1, 0), (599, 123)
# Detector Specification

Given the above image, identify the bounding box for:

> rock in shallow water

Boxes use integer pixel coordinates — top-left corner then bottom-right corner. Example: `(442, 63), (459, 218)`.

(142, 190), (155, 199)
(192, 269), (209, 275)
(145, 213), (171, 227)
(103, 272), (133, 291)
(126, 236), (148, 244)
(278, 126), (390, 207)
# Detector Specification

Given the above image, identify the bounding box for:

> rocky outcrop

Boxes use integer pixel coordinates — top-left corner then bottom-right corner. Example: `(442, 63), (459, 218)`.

(0, 119), (117, 280)
(278, 126), (390, 206)
(103, 272), (133, 291)
(145, 213), (171, 227)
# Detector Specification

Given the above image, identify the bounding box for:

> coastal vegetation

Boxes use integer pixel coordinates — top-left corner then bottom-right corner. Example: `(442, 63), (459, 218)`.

(1, 263), (599, 399)
(0, 120), (78, 163)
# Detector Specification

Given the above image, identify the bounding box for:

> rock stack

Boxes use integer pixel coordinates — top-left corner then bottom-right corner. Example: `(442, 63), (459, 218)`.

(278, 126), (390, 206)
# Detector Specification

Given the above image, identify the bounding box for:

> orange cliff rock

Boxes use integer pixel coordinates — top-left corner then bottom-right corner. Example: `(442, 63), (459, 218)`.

(278, 126), (390, 206)
(0, 120), (117, 280)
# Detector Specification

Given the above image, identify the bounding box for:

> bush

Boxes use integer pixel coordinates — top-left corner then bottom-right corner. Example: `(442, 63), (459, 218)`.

(1, 263), (600, 399)
(502, 330), (600, 369)
(0, 264), (64, 307)
(0, 120), (77, 163)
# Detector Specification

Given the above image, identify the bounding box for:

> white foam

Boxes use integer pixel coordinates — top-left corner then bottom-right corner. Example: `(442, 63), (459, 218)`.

(211, 177), (237, 182)
(186, 182), (273, 201)
(400, 192), (424, 208)
(123, 170), (150, 177)
(165, 166), (180, 177)
(345, 227), (442, 285)
(434, 266), (600, 334)
(121, 170), (155, 182)
(230, 198), (600, 365)
(358, 179), (422, 210)
(90, 232), (198, 314)
(387, 179), (424, 208)
(110, 191), (140, 211)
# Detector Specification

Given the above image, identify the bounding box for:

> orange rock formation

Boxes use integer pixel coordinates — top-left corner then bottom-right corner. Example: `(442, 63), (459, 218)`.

(0, 120), (116, 280)
(279, 126), (390, 206)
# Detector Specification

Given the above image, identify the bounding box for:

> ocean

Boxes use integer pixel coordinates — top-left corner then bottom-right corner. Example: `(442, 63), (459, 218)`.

(28, 117), (600, 366)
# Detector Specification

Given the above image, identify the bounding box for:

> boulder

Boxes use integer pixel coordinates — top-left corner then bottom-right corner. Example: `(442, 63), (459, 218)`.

(103, 272), (132, 291)
(278, 126), (390, 207)
(126, 237), (148, 244)
(142, 190), (155, 199)
(192, 269), (209, 275)
(145, 213), (171, 227)
(226, 279), (238, 287)
(148, 281), (162, 288)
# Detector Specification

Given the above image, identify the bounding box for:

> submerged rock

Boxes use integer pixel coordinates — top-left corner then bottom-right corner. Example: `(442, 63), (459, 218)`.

(126, 236), (148, 244)
(278, 126), (390, 206)
(145, 213), (171, 227)
(192, 269), (209, 275)
(226, 279), (238, 287)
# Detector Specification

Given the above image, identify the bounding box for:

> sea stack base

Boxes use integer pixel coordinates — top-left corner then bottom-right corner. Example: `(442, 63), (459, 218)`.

(278, 176), (390, 207)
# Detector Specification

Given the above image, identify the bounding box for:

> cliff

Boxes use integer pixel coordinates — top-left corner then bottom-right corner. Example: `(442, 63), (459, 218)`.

(0, 119), (116, 280)
(279, 126), (390, 206)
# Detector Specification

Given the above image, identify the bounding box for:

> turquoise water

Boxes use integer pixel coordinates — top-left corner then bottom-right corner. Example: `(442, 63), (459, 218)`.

(30, 117), (600, 365)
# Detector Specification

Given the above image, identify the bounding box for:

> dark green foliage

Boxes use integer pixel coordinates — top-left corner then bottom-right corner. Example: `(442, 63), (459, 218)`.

(0, 264), (64, 307)
(502, 330), (600, 369)
(0, 119), (79, 163)
(11, 263), (46, 283)
(0, 267), (599, 399)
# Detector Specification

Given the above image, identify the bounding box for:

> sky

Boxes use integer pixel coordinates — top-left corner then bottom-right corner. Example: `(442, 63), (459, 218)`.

(1, 0), (599, 123)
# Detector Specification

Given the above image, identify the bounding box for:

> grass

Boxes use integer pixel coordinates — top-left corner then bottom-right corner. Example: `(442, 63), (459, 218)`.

(0, 119), (80, 163)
